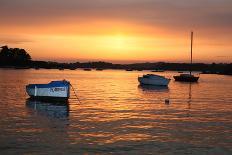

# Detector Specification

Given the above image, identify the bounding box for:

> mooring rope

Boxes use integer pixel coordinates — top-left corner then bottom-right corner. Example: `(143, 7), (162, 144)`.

(70, 84), (81, 104)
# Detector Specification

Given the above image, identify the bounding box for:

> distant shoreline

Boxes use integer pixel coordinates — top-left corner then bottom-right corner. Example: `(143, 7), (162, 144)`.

(0, 46), (231, 75)
(0, 60), (231, 75)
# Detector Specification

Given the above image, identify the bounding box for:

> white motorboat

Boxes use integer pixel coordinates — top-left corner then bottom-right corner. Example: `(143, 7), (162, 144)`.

(138, 74), (170, 86)
(26, 80), (70, 101)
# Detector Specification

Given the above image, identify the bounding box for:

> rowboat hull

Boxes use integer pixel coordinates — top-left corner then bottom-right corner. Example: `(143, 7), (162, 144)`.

(27, 96), (69, 102)
(26, 80), (70, 101)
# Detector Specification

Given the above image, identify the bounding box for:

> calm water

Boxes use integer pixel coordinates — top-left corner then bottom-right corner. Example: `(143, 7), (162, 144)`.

(0, 69), (231, 154)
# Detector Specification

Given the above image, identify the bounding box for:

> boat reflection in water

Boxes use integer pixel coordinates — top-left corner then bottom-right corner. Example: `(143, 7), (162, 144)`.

(138, 84), (169, 92)
(26, 98), (69, 118)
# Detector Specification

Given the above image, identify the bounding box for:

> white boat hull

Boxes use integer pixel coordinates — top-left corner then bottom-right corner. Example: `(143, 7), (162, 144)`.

(26, 87), (69, 98)
(26, 80), (70, 101)
(138, 76), (170, 86)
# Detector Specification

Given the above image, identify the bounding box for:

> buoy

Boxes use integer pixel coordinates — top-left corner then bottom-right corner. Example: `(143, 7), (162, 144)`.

(165, 99), (170, 104)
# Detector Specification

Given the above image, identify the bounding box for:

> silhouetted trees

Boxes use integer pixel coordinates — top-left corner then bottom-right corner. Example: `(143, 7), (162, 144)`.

(0, 45), (31, 66)
(0, 45), (231, 75)
(223, 63), (232, 75)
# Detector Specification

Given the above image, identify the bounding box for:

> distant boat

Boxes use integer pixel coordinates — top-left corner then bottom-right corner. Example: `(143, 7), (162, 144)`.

(59, 68), (64, 70)
(83, 68), (91, 71)
(151, 69), (165, 72)
(201, 70), (218, 74)
(26, 80), (70, 101)
(138, 74), (170, 86)
(126, 69), (133, 71)
(96, 68), (103, 71)
(14, 66), (30, 69)
(137, 69), (143, 71)
(174, 32), (199, 82)
(69, 67), (76, 70)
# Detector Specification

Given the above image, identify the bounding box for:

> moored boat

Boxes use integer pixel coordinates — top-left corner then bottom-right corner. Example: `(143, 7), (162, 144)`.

(26, 80), (70, 101)
(83, 68), (91, 71)
(69, 67), (76, 70)
(174, 74), (199, 82)
(138, 74), (170, 86)
(151, 69), (165, 72)
(14, 66), (30, 69)
(34, 67), (40, 70)
(174, 31), (199, 82)
(96, 68), (103, 71)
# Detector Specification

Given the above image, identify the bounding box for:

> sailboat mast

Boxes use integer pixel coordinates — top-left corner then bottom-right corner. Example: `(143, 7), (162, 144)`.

(190, 31), (193, 75)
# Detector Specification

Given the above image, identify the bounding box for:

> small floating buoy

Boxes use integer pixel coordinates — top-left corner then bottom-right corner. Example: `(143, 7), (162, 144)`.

(165, 99), (170, 104)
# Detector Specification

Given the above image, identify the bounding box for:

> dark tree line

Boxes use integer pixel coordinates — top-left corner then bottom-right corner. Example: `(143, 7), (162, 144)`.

(31, 61), (231, 75)
(0, 45), (231, 75)
(0, 46), (31, 66)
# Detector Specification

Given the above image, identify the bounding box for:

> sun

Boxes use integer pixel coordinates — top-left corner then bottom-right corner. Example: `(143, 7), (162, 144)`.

(99, 34), (129, 51)
(113, 34), (127, 50)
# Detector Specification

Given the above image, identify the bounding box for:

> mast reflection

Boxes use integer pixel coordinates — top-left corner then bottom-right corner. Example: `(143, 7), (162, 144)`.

(188, 83), (192, 108)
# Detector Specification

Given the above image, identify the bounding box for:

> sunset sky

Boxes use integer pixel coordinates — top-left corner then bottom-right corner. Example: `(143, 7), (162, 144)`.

(0, 0), (231, 63)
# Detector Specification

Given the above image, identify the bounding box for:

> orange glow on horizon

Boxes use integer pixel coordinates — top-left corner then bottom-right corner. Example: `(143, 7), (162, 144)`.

(1, 19), (231, 63)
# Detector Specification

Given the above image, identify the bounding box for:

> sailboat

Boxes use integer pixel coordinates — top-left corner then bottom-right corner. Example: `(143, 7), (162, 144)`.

(174, 32), (199, 82)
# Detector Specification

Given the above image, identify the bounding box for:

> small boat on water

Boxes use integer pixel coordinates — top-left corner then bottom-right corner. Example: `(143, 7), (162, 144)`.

(26, 80), (70, 101)
(69, 67), (76, 70)
(14, 66), (30, 69)
(174, 32), (199, 82)
(96, 68), (103, 71)
(174, 73), (199, 82)
(151, 69), (165, 72)
(83, 68), (91, 71)
(138, 74), (170, 86)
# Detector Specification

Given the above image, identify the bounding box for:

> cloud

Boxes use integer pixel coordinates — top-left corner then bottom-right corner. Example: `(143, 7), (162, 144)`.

(0, 35), (34, 44)
(0, 0), (232, 31)
(0, 0), (231, 58)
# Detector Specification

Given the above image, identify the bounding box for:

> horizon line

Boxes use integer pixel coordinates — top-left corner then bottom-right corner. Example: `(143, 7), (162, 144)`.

(32, 59), (231, 65)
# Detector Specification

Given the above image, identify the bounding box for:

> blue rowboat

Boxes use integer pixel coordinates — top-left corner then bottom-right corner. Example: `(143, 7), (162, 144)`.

(26, 80), (70, 101)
